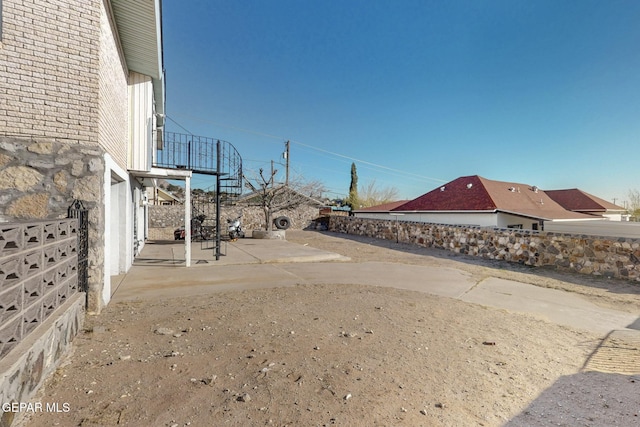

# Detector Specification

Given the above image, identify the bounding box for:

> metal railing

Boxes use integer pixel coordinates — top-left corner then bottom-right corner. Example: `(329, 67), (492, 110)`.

(153, 131), (243, 198)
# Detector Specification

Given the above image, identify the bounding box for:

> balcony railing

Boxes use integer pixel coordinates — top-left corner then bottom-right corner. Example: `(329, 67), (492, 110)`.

(154, 131), (243, 197)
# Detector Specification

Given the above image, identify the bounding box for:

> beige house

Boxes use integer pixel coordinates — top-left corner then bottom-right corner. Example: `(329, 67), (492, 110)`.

(0, 0), (189, 312)
(150, 187), (183, 205)
(0, 0), (194, 417)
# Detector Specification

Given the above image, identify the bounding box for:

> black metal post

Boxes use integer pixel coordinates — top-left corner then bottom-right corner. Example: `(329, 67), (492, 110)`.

(187, 139), (192, 170)
(215, 140), (221, 260)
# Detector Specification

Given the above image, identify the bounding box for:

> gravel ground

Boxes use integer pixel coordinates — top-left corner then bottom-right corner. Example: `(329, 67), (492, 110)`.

(22, 230), (640, 427)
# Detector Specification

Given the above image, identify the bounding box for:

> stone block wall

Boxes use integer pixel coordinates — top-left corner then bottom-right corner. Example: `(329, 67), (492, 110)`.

(0, 137), (105, 313)
(148, 205), (185, 240)
(226, 205), (321, 231)
(148, 204), (323, 240)
(329, 216), (640, 281)
(0, 293), (84, 427)
(149, 205), (185, 229)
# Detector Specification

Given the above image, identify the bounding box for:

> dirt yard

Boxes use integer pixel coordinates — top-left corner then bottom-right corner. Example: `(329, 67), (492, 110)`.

(23, 230), (640, 426)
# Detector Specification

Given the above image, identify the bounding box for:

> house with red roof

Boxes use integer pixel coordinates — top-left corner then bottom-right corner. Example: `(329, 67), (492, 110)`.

(545, 189), (627, 221)
(355, 175), (608, 230)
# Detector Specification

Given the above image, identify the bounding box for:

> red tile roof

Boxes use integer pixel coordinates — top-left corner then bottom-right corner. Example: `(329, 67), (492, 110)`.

(545, 189), (625, 213)
(393, 175), (594, 220)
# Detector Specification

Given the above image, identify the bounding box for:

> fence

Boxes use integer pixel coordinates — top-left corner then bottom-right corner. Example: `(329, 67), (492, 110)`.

(329, 216), (640, 281)
(0, 219), (81, 359)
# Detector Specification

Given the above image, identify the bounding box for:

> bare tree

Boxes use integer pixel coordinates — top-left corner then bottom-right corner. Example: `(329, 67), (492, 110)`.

(244, 168), (325, 230)
(628, 189), (640, 220)
(358, 179), (400, 208)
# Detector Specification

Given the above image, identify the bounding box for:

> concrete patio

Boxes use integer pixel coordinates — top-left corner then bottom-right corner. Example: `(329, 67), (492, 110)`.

(110, 235), (639, 339)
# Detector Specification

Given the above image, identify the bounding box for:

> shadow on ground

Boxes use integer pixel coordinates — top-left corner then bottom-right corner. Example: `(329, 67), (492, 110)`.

(506, 329), (640, 427)
(313, 230), (640, 298)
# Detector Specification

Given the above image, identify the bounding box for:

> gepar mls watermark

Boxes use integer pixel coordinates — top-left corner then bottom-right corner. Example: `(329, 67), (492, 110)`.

(2, 401), (70, 413)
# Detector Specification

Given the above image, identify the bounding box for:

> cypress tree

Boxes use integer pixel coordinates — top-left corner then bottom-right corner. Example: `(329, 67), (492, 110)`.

(347, 162), (359, 210)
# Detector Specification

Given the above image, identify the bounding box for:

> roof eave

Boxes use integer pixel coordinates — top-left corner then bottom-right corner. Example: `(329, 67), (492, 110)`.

(110, 0), (165, 125)
(393, 210), (498, 214)
(496, 209), (551, 221)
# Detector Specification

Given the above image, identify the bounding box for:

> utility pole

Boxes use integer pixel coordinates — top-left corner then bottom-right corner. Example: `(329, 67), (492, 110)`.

(284, 140), (290, 186)
(271, 160), (275, 183)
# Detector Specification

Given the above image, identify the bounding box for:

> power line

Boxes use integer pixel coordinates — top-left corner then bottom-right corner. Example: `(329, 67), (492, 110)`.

(165, 113), (447, 184)
(169, 113), (285, 144)
(166, 115), (195, 135)
(290, 139), (446, 183)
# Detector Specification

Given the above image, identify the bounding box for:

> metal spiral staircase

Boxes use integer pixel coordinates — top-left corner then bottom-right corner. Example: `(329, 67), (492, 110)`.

(154, 131), (243, 259)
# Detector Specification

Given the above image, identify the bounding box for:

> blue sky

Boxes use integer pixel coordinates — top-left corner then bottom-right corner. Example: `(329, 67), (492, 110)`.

(162, 0), (639, 207)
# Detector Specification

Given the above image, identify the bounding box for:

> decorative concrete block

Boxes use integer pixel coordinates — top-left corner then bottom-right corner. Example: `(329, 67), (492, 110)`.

(0, 255), (23, 290)
(43, 222), (58, 242)
(23, 224), (43, 251)
(0, 225), (23, 254)
(0, 285), (23, 324)
(42, 292), (58, 320)
(22, 251), (43, 280)
(23, 302), (43, 337)
(42, 269), (58, 289)
(0, 316), (22, 358)
(23, 275), (44, 307)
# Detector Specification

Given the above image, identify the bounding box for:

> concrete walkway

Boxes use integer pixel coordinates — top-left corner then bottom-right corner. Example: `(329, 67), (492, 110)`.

(112, 237), (639, 336)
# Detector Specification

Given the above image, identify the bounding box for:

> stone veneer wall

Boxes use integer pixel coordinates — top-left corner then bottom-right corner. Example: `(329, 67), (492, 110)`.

(329, 216), (640, 281)
(148, 204), (322, 240)
(0, 293), (83, 427)
(0, 137), (105, 312)
(0, 0), (110, 313)
(148, 205), (185, 240)
(226, 205), (321, 232)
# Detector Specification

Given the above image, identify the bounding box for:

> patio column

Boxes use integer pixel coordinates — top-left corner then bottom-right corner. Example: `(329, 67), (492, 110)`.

(184, 175), (191, 267)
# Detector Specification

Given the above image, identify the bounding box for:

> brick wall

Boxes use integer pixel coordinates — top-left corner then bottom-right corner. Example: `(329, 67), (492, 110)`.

(329, 216), (640, 281)
(98, 0), (129, 170)
(0, 0), (100, 142)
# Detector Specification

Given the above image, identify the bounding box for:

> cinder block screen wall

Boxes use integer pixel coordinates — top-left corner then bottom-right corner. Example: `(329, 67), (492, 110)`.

(0, 220), (81, 358)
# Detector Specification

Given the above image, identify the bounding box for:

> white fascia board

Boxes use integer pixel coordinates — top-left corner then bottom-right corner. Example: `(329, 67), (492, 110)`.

(545, 217), (605, 222)
(131, 167), (192, 180)
(495, 209), (549, 221)
(395, 210), (497, 214)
